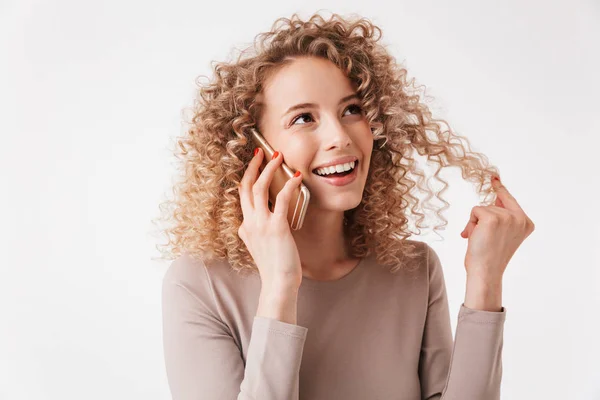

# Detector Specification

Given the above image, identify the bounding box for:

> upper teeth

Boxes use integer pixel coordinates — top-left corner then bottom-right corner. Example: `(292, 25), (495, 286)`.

(315, 161), (356, 176)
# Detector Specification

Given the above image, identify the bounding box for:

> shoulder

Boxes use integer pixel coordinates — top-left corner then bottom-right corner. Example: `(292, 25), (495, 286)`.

(417, 242), (446, 290)
(392, 239), (442, 284)
(162, 252), (257, 300)
(163, 252), (209, 288)
(394, 239), (432, 273)
(400, 239), (440, 269)
(161, 252), (225, 307)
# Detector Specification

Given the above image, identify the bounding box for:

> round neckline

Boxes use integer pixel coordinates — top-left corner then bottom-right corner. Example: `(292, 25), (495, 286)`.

(299, 253), (368, 290)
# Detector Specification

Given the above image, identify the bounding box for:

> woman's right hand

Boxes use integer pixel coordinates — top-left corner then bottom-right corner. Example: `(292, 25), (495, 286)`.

(238, 147), (305, 291)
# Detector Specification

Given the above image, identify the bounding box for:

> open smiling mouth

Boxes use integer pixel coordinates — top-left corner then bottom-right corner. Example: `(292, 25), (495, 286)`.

(311, 160), (359, 186)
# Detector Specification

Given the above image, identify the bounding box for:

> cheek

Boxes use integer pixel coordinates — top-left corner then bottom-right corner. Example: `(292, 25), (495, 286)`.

(283, 142), (316, 171)
(358, 130), (374, 154)
(358, 131), (374, 171)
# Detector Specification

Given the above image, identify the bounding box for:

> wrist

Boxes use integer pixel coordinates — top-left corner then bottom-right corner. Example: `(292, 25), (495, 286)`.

(261, 278), (301, 296)
(257, 288), (299, 325)
(466, 271), (503, 286)
(464, 275), (503, 312)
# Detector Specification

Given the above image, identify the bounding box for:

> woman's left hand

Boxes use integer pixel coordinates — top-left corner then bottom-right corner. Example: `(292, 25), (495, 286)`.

(460, 175), (535, 282)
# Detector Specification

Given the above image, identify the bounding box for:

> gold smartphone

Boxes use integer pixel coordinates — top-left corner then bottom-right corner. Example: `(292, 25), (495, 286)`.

(249, 127), (310, 230)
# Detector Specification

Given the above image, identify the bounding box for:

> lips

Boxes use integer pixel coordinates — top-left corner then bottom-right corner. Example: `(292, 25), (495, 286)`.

(312, 160), (359, 176)
(311, 160), (359, 187)
(311, 155), (359, 172)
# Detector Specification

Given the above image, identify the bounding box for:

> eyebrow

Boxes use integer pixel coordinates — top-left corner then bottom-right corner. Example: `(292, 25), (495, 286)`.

(282, 94), (360, 116)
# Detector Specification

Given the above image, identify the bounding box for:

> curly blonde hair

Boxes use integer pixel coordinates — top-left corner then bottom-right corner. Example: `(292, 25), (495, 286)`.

(151, 11), (499, 275)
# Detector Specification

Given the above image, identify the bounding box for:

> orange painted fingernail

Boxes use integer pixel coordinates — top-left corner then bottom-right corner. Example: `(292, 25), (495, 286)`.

(294, 171), (301, 178)
(254, 148), (259, 156)
(272, 151), (279, 160)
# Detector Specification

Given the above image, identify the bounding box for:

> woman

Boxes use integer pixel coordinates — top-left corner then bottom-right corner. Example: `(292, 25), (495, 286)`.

(157, 12), (535, 400)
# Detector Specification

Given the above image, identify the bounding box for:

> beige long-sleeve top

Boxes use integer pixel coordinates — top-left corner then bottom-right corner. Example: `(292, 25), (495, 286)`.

(161, 241), (507, 400)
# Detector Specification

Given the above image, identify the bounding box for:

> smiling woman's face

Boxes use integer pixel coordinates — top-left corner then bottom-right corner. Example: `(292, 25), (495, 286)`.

(255, 56), (374, 210)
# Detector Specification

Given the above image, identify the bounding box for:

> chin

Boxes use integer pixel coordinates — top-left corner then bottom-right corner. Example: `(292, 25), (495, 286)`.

(317, 193), (363, 211)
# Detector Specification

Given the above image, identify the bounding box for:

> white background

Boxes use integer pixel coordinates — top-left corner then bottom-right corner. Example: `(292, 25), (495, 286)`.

(1, 0), (599, 399)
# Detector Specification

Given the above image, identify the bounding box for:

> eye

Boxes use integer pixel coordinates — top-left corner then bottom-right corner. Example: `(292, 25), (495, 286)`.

(290, 104), (363, 127)
(290, 112), (314, 126)
(343, 104), (363, 116)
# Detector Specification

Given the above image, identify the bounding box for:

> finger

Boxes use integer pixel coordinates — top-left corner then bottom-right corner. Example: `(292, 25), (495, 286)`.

(240, 148), (264, 213)
(494, 195), (504, 208)
(461, 221), (477, 238)
(461, 206), (482, 238)
(273, 170), (303, 219)
(253, 150), (283, 219)
(491, 176), (522, 212)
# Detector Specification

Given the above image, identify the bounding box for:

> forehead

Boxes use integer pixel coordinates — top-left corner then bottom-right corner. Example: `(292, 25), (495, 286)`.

(258, 57), (356, 110)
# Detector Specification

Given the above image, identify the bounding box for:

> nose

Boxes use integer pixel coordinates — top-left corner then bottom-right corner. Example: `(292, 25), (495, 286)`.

(320, 116), (352, 149)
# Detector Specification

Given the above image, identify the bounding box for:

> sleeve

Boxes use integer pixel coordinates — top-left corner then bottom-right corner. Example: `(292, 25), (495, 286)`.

(161, 257), (308, 400)
(418, 244), (507, 400)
